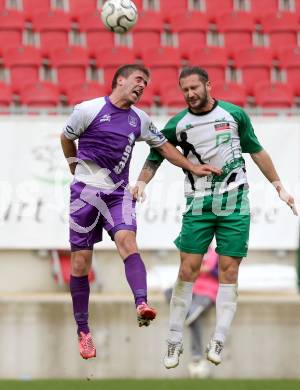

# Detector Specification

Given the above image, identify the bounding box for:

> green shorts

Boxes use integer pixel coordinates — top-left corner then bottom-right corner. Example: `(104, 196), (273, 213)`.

(174, 188), (250, 258)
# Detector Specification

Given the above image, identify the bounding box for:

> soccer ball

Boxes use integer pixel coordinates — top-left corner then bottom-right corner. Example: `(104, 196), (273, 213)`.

(101, 0), (138, 34)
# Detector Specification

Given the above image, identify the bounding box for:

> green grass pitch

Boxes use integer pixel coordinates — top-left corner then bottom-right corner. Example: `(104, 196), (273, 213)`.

(0, 380), (300, 390)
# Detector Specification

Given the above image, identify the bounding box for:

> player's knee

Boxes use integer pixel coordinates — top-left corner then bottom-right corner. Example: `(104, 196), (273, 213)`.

(71, 254), (89, 276)
(222, 266), (238, 284)
(179, 264), (199, 282)
(118, 235), (138, 256)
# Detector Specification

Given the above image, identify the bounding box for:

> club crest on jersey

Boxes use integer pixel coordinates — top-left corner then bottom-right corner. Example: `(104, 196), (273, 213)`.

(99, 114), (111, 123)
(128, 115), (137, 127)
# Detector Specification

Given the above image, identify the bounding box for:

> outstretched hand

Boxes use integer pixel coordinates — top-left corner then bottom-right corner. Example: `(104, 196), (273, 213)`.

(130, 181), (147, 202)
(190, 164), (222, 177)
(276, 186), (298, 216)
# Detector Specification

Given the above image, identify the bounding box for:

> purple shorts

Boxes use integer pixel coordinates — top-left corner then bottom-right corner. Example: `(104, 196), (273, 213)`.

(69, 181), (137, 251)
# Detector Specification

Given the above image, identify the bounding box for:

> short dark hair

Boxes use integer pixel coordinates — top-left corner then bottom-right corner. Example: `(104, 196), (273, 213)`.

(179, 66), (209, 84)
(111, 64), (150, 89)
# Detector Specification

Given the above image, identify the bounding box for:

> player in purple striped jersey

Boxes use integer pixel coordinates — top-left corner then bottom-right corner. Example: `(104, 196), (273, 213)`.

(60, 64), (220, 360)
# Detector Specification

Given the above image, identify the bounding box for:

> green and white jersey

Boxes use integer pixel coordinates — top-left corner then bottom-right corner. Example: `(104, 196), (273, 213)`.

(148, 100), (263, 197)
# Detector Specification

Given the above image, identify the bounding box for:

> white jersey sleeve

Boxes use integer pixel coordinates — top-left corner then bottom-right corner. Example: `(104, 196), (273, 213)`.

(132, 106), (167, 148)
(62, 97), (105, 140)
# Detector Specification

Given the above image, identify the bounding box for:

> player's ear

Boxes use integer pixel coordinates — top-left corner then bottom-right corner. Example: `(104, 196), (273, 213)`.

(117, 75), (125, 87)
(206, 80), (212, 91)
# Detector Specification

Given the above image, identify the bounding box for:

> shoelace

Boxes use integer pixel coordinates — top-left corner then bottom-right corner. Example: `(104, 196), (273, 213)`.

(214, 341), (223, 355)
(168, 343), (179, 357)
(82, 336), (95, 350)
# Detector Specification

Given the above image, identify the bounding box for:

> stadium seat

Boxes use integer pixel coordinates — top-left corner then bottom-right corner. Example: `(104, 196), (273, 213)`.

(254, 82), (293, 108)
(65, 82), (107, 106)
(49, 46), (90, 90)
(160, 83), (185, 107)
(278, 47), (300, 95)
(187, 47), (228, 84)
(212, 82), (247, 107)
(250, 0), (279, 16)
(233, 47), (273, 93)
(0, 0), (4, 11)
(31, 10), (72, 51)
(216, 12), (255, 50)
(169, 11), (209, 50)
(159, 0), (188, 15)
(3, 46), (42, 91)
(96, 47), (137, 84)
(68, 0), (97, 20)
(203, 0), (233, 20)
(132, 8), (165, 48)
(261, 12), (298, 49)
(134, 11), (165, 32)
(0, 83), (12, 107)
(78, 11), (115, 56)
(20, 82), (60, 107)
(140, 47), (181, 90)
(22, 0), (51, 15)
(0, 10), (25, 50)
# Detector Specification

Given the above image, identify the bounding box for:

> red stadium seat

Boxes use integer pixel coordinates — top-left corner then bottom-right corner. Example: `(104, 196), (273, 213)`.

(140, 47), (181, 90)
(22, 0), (51, 15)
(65, 82), (107, 105)
(159, 0), (188, 15)
(78, 11), (114, 56)
(134, 11), (165, 31)
(0, 0), (4, 11)
(216, 12), (255, 50)
(20, 82), (60, 107)
(188, 47), (228, 84)
(49, 46), (90, 90)
(0, 83), (12, 107)
(132, 9), (165, 48)
(96, 47), (137, 84)
(254, 82), (293, 108)
(261, 12), (298, 50)
(0, 10), (25, 50)
(160, 83), (185, 108)
(3, 46), (42, 91)
(132, 31), (161, 49)
(68, 0), (97, 20)
(250, 0), (279, 16)
(278, 47), (300, 95)
(31, 10), (72, 51)
(170, 11), (208, 50)
(203, 0), (233, 20)
(212, 82), (247, 107)
(233, 47), (273, 93)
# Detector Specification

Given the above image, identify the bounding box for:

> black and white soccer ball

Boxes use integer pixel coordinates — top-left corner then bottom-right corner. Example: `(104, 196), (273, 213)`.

(101, 0), (138, 34)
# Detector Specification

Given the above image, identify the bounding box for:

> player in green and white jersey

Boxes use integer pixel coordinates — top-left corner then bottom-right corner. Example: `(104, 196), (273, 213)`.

(132, 66), (298, 368)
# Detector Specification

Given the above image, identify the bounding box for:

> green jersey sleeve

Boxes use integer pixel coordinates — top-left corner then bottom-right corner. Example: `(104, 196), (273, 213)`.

(234, 108), (263, 153)
(147, 110), (186, 163)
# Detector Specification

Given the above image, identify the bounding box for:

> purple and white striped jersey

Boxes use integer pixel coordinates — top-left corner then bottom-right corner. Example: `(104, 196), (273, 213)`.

(63, 96), (166, 187)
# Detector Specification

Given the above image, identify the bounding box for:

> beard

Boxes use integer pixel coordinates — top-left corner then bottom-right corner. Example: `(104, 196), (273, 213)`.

(187, 91), (209, 112)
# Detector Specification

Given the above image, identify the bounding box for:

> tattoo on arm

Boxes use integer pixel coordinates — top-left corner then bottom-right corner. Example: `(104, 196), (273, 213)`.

(142, 160), (161, 174)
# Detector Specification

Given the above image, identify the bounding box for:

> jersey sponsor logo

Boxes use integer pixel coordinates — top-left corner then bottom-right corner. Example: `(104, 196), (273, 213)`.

(216, 132), (231, 145)
(214, 122), (231, 131)
(99, 114), (111, 123)
(113, 133), (135, 174)
(128, 115), (137, 127)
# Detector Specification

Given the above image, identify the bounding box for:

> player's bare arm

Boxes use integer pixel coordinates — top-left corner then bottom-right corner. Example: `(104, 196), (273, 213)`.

(251, 149), (298, 215)
(60, 133), (77, 175)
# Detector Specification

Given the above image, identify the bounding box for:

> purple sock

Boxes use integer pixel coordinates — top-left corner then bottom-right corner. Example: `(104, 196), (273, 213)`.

(70, 275), (90, 335)
(124, 253), (147, 307)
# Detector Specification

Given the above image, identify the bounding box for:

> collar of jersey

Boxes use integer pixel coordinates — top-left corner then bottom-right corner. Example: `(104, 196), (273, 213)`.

(188, 99), (218, 116)
(105, 95), (131, 112)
